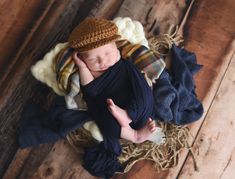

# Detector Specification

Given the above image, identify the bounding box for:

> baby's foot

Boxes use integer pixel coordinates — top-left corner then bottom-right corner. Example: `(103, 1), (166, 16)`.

(147, 127), (166, 145)
(135, 118), (157, 143)
(107, 98), (132, 127)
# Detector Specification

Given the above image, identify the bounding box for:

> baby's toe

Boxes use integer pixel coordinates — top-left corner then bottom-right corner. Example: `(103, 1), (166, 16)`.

(107, 103), (115, 113)
(148, 122), (156, 129)
(147, 118), (153, 124)
(107, 98), (115, 106)
(150, 126), (156, 132)
(149, 121), (156, 126)
(150, 129), (156, 133)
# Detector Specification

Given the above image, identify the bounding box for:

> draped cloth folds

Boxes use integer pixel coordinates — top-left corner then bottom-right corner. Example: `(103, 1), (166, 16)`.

(18, 42), (204, 178)
(152, 44), (203, 125)
(80, 59), (154, 178)
(18, 96), (91, 148)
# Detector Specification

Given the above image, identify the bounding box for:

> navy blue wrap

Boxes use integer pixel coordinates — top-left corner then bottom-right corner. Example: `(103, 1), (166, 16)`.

(80, 59), (154, 178)
(18, 45), (204, 178)
(152, 44), (203, 124)
(19, 97), (91, 148)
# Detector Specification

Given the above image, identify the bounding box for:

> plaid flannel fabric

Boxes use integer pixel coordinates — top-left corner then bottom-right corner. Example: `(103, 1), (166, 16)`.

(116, 39), (165, 82)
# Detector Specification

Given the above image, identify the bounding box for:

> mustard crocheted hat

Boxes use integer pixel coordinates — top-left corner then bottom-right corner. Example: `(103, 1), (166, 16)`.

(68, 17), (121, 52)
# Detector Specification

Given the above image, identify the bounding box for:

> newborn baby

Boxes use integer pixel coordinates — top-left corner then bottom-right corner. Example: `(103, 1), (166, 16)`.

(53, 17), (162, 177)
(73, 41), (157, 143)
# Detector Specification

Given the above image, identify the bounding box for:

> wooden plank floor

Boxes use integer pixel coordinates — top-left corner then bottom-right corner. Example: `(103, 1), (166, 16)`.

(1, 0), (235, 178)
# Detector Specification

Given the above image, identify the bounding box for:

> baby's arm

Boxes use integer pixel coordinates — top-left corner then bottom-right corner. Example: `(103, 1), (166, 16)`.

(73, 52), (94, 85)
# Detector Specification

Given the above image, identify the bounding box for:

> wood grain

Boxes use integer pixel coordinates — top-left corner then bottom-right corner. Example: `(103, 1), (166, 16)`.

(89, 0), (124, 19)
(0, 0), (85, 177)
(0, 0), (54, 85)
(178, 52), (235, 179)
(163, 0), (235, 178)
(115, 0), (187, 37)
(1, 0), (219, 178)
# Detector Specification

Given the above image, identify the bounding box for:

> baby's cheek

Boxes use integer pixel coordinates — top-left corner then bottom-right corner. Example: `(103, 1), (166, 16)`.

(116, 50), (121, 59)
(88, 63), (99, 71)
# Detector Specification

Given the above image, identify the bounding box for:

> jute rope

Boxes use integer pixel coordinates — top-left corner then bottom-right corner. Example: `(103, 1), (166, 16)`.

(148, 25), (184, 58)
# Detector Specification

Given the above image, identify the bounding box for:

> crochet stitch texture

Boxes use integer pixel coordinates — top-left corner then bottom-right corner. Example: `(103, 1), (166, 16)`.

(68, 17), (121, 52)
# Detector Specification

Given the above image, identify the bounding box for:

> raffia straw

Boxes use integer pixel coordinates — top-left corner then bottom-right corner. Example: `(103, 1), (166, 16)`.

(66, 121), (193, 174)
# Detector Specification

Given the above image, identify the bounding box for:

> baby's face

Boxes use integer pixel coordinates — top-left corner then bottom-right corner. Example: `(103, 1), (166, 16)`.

(79, 42), (120, 73)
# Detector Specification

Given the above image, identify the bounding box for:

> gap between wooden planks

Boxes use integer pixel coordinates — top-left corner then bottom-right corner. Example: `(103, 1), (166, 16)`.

(167, 0), (235, 178)
(178, 47), (235, 179)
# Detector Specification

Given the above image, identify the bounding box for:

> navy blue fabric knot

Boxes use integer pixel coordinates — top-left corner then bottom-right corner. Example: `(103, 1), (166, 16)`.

(153, 44), (203, 125)
(83, 137), (124, 178)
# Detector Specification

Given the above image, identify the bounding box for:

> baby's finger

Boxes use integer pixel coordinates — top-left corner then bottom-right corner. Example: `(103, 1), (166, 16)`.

(73, 52), (87, 68)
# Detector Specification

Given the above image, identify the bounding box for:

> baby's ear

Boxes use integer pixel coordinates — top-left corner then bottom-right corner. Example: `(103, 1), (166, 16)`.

(73, 51), (79, 60)
(77, 52), (81, 57)
(76, 52), (84, 60)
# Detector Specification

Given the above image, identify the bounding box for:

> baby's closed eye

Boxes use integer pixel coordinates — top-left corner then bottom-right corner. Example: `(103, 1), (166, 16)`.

(86, 58), (98, 63)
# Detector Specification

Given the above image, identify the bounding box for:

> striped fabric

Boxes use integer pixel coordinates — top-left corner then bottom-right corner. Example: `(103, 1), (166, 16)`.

(53, 47), (77, 94)
(116, 39), (165, 82)
(54, 39), (165, 94)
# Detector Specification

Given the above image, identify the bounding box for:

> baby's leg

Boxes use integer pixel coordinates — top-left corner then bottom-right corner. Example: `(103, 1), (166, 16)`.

(107, 98), (132, 127)
(120, 118), (157, 143)
(107, 98), (157, 143)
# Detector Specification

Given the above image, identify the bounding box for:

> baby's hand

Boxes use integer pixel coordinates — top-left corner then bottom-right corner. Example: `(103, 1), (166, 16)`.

(73, 52), (87, 68)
